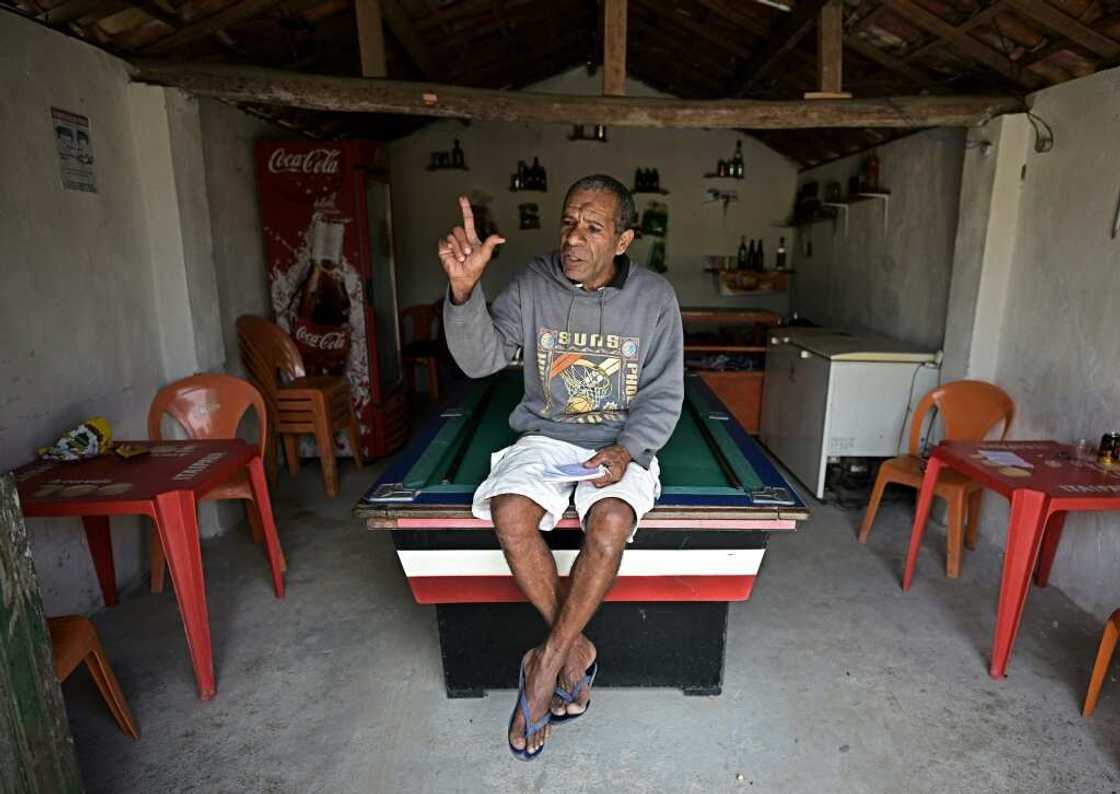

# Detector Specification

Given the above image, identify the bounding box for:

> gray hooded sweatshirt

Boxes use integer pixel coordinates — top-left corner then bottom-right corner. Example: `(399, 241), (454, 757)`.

(443, 251), (684, 468)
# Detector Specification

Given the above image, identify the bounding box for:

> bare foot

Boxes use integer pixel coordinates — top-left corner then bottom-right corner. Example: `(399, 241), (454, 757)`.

(552, 634), (597, 717)
(509, 648), (562, 755)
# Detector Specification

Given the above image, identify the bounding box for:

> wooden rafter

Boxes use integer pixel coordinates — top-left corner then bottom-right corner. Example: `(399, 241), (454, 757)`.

(355, 0), (388, 77)
(603, 0), (627, 95)
(139, 0), (283, 53)
(1005, 0), (1120, 59)
(845, 35), (946, 92)
(129, 61), (1024, 128)
(380, 0), (440, 78)
(36, 0), (124, 26)
(694, 0), (770, 38)
(883, 0), (1044, 88)
(735, 0), (829, 94)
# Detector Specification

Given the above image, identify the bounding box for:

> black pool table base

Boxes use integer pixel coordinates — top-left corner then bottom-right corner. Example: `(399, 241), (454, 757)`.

(436, 601), (728, 698)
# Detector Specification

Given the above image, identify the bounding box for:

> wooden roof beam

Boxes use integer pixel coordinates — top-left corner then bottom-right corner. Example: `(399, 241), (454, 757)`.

(37, 0), (125, 26)
(380, 0), (441, 79)
(735, 0), (829, 95)
(130, 61), (1025, 128)
(883, 0), (1044, 88)
(355, 0), (388, 77)
(844, 36), (947, 92)
(140, 0), (284, 53)
(603, 0), (627, 96)
(1004, 0), (1120, 59)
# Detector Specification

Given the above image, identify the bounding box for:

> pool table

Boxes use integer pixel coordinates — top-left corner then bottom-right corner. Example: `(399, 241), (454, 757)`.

(355, 369), (808, 697)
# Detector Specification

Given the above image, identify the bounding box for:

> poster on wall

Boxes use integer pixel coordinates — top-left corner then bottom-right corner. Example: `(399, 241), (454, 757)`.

(51, 108), (97, 193)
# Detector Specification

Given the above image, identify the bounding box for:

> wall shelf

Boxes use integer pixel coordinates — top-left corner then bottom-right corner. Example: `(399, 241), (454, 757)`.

(633, 188), (670, 195)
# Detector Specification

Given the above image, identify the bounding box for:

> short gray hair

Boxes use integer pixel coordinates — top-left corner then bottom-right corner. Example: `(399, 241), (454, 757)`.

(563, 174), (638, 234)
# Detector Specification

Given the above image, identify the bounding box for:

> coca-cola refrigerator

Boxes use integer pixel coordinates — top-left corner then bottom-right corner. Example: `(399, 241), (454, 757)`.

(255, 139), (408, 459)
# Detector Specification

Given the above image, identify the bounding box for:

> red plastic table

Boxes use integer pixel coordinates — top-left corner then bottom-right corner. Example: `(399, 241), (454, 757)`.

(904, 440), (1120, 678)
(13, 439), (285, 700)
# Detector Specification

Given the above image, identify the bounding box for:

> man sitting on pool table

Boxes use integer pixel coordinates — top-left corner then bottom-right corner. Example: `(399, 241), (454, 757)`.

(438, 174), (684, 758)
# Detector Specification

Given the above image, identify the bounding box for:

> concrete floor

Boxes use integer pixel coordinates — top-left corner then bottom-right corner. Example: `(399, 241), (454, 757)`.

(64, 460), (1120, 793)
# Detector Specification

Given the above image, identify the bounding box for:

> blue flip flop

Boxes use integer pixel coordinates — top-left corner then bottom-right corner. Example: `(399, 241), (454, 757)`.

(551, 661), (599, 724)
(508, 658), (552, 761)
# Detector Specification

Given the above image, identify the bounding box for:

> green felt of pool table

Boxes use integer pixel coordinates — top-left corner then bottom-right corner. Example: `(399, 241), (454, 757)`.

(402, 371), (763, 496)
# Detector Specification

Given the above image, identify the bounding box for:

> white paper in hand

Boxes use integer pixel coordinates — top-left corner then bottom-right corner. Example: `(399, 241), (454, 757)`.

(541, 462), (607, 482)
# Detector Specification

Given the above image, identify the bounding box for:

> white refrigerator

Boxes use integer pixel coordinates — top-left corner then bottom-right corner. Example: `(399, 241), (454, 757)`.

(760, 329), (941, 499)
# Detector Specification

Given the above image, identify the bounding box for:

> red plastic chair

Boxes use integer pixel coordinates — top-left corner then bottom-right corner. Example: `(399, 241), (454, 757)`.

(147, 373), (285, 592)
(858, 380), (1015, 577)
(400, 302), (443, 403)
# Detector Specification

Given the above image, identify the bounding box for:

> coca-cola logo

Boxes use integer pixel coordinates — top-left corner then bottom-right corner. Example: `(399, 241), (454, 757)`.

(294, 325), (348, 351)
(268, 148), (341, 175)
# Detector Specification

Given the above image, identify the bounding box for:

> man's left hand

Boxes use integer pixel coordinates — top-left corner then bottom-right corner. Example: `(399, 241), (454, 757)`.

(584, 445), (632, 488)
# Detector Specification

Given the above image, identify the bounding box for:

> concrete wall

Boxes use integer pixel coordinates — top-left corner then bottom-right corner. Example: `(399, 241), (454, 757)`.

(199, 99), (276, 380)
(791, 128), (965, 350)
(0, 15), (271, 614)
(0, 15), (166, 614)
(982, 68), (1120, 621)
(389, 68), (800, 313)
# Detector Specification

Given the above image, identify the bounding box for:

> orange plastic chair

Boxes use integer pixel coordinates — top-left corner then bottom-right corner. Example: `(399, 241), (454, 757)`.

(49, 615), (139, 739)
(147, 373), (286, 592)
(400, 302), (443, 403)
(858, 380), (1015, 577)
(236, 315), (363, 498)
(1083, 609), (1120, 717)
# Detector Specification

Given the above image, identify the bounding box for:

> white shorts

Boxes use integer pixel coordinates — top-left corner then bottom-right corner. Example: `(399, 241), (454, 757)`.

(471, 435), (661, 541)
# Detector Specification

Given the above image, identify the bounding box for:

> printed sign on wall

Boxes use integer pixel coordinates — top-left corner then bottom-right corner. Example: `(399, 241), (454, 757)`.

(51, 107), (96, 193)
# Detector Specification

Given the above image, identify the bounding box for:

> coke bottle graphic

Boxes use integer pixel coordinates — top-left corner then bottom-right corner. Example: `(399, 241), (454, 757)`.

(290, 206), (351, 375)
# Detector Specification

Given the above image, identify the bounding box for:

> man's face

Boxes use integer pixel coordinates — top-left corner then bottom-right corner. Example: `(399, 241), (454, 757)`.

(560, 189), (634, 288)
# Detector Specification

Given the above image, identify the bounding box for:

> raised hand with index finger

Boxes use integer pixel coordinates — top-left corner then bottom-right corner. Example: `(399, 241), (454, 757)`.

(439, 195), (506, 304)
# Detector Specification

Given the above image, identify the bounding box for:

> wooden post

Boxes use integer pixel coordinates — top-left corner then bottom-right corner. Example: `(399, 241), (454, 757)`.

(806, 0), (851, 99)
(0, 475), (83, 793)
(355, 0), (388, 78)
(603, 0), (627, 96)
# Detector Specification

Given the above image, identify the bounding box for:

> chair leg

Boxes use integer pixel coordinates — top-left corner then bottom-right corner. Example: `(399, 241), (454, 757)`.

(313, 418), (340, 498)
(282, 434), (301, 477)
(1084, 609), (1120, 718)
(346, 405), (364, 469)
(84, 629), (140, 739)
(149, 528), (167, 593)
(246, 497), (286, 572)
(427, 357), (441, 403)
(857, 471), (890, 543)
(245, 500), (264, 544)
(264, 426), (278, 488)
(404, 362), (416, 396)
(946, 491), (967, 579)
(965, 489), (983, 550)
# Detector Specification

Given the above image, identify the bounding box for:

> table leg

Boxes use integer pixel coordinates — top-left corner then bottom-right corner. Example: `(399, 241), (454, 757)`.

(1034, 511), (1067, 588)
(153, 490), (215, 700)
(246, 456), (286, 598)
(990, 489), (1049, 679)
(902, 457), (942, 591)
(81, 516), (118, 607)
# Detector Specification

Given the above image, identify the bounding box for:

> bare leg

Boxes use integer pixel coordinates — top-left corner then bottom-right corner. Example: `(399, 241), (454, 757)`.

(490, 495), (597, 750)
(513, 498), (633, 752)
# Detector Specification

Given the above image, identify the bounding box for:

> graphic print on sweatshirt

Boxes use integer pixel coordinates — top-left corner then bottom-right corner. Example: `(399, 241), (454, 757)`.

(536, 328), (641, 423)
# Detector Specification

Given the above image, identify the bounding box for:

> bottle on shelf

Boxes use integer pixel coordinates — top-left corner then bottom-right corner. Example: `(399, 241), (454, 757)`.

(737, 236), (749, 270)
(756, 239), (765, 272)
(652, 168), (660, 192)
(732, 140), (744, 178)
(746, 239), (756, 271)
(451, 139), (465, 168)
(776, 237), (787, 271)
